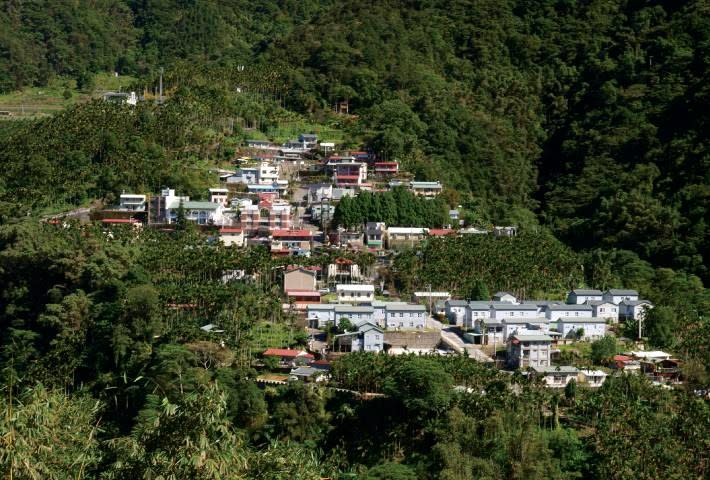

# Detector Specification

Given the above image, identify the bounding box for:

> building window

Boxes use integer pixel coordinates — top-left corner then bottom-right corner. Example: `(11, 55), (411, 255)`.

(399, 312), (403, 317)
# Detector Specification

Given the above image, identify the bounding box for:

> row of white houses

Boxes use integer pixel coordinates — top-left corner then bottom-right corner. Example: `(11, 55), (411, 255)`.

(307, 301), (427, 330)
(442, 289), (652, 329)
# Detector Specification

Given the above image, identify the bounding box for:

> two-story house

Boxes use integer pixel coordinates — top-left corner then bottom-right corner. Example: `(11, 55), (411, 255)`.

(587, 300), (619, 322)
(334, 321), (384, 352)
(507, 332), (552, 369)
(566, 289), (603, 304)
(619, 299), (653, 321)
(365, 222), (386, 248)
(385, 304), (427, 330)
(602, 289), (639, 304)
(491, 303), (538, 321)
(445, 300), (469, 325)
(465, 301), (491, 329)
(492, 291), (518, 304)
(336, 284), (375, 304)
(557, 317), (607, 340)
(544, 304), (593, 325)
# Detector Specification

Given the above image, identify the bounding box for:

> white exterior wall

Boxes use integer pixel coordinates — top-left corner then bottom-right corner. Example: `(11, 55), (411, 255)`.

(546, 310), (593, 323)
(465, 308), (491, 329)
(540, 373), (577, 388)
(307, 308), (335, 328)
(220, 232), (244, 247)
(592, 303), (619, 322)
(491, 308), (537, 320)
(603, 293), (639, 304)
(337, 287), (374, 303)
(570, 294), (603, 304)
(446, 306), (467, 325)
(559, 321), (607, 340)
(386, 310), (426, 330)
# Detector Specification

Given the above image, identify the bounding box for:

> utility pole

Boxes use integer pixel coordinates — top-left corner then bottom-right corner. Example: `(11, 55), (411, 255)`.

(159, 67), (164, 104)
(426, 283), (432, 316)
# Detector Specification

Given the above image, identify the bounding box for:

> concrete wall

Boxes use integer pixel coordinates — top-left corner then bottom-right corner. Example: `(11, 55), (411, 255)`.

(384, 331), (441, 349)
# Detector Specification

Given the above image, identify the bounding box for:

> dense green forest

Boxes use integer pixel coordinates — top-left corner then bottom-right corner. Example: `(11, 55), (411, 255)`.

(1, 223), (708, 478)
(1, 0), (707, 281)
(1, 0), (709, 478)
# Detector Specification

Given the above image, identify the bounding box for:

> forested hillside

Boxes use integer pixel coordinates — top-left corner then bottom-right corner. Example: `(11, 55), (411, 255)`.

(1, 1), (709, 478)
(1, 0), (707, 281)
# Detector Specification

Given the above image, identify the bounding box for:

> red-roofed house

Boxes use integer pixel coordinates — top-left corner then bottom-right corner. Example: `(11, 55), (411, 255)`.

(611, 355), (641, 373)
(271, 229), (314, 256)
(429, 229), (454, 237)
(263, 348), (314, 366)
(333, 162), (367, 186)
(219, 227), (244, 247)
(374, 161), (399, 176)
(285, 290), (322, 305)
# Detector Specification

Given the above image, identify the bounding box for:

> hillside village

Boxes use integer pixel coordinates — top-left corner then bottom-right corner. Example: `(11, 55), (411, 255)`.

(71, 133), (684, 391)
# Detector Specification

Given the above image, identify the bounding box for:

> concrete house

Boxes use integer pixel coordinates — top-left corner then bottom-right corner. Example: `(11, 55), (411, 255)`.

(386, 227), (429, 250)
(284, 268), (317, 292)
(544, 304), (593, 323)
(334, 321), (384, 352)
(306, 304), (336, 328)
(409, 181), (443, 197)
(119, 193), (147, 211)
(334, 305), (375, 326)
(507, 332), (552, 369)
(365, 222), (386, 248)
(219, 227), (244, 247)
(502, 318), (550, 341)
(240, 197), (291, 234)
(587, 300), (619, 322)
(262, 348), (314, 367)
(490, 303), (538, 320)
(603, 289), (639, 304)
(619, 300), (653, 321)
(337, 284), (375, 304)
(209, 188), (229, 207)
(566, 289), (603, 304)
(474, 319), (504, 346)
(465, 301), (491, 329)
(372, 301), (408, 327)
(492, 291), (518, 304)
(445, 300), (469, 325)
(557, 317), (607, 340)
(385, 304), (427, 330)
(578, 369), (608, 388)
(531, 366), (579, 388)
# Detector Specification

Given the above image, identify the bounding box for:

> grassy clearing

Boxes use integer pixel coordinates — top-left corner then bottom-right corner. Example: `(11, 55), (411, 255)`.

(249, 321), (301, 352)
(0, 73), (137, 119)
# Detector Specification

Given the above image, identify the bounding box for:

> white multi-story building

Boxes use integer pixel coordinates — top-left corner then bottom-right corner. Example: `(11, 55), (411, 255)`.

(566, 289), (603, 304)
(445, 300), (469, 325)
(209, 188), (229, 207)
(507, 332), (552, 369)
(336, 284), (375, 304)
(602, 289), (639, 304)
(544, 304), (593, 323)
(557, 318), (607, 340)
(587, 301), (619, 322)
(119, 193), (146, 211)
(384, 304), (427, 330)
(490, 303), (538, 320)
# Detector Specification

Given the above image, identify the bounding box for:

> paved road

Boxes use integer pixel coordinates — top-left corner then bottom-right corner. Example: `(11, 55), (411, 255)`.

(427, 317), (494, 363)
